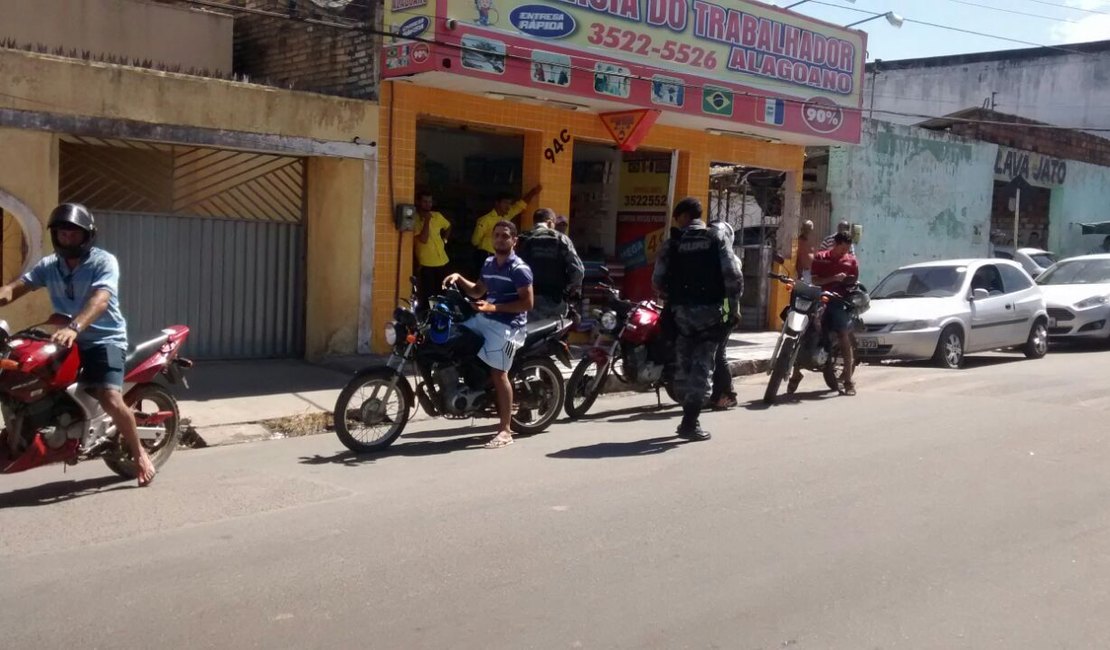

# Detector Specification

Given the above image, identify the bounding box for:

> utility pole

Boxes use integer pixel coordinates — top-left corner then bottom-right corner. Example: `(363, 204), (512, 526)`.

(869, 59), (881, 120)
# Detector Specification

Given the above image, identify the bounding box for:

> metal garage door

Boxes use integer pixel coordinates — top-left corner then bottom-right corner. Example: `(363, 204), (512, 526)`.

(97, 213), (305, 359)
(59, 136), (308, 359)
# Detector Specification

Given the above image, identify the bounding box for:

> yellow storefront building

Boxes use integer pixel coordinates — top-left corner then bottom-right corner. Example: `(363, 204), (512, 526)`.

(370, 0), (866, 352)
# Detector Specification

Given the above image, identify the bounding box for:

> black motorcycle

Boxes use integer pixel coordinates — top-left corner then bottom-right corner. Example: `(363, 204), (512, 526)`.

(333, 278), (573, 453)
(763, 273), (869, 405)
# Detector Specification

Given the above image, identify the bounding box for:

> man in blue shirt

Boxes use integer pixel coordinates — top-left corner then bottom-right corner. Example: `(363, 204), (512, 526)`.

(443, 220), (534, 449)
(0, 204), (156, 486)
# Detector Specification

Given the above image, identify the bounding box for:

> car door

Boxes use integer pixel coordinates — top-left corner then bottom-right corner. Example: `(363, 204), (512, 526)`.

(998, 263), (1040, 344)
(967, 264), (1013, 350)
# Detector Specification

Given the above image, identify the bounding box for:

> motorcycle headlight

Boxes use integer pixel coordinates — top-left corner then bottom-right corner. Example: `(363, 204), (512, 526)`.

(890, 320), (930, 332)
(1075, 295), (1110, 309)
(384, 321), (399, 346)
(600, 311), (618, 332)
(792, 297), (813, 312)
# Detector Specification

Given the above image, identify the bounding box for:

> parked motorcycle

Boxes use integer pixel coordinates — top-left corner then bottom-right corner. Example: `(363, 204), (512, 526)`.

(333, 278), (572, 453)
(762, 273), (868, 405)
(564, 283), (678, 419)
(0, 314), (192, 478)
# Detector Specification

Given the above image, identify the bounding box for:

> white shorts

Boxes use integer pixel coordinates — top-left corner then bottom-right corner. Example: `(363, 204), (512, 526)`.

(461, 314), (527, 372)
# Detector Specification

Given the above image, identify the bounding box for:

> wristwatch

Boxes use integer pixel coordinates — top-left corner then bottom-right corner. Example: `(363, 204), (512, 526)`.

(66, 321), (81, 333)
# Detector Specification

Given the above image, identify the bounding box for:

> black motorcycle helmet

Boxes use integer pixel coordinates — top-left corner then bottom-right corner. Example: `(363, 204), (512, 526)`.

(48, 203), (97, 260)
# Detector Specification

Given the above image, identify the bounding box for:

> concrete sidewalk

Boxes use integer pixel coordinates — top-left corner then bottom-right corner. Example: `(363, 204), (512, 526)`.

(178, 331), (779, 445)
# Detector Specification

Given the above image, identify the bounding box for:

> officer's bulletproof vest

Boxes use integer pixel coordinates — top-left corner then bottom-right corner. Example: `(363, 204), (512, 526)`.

(665, 228), (725, 306)
(518, 229), (567, 297)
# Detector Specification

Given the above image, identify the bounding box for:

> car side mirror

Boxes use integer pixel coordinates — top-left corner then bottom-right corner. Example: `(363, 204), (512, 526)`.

(970, 288), (989, 301)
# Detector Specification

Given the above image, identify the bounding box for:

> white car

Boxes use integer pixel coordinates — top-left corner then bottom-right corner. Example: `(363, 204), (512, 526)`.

(856, 259), (1049, 368)
(1036, 254), (1110, 341)
(993, 246), (1057, 279)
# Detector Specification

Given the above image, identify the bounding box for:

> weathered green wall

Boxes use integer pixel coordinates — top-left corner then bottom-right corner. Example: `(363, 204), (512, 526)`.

(1049, 160), (1110, 257)
(827, 120), (998, 288)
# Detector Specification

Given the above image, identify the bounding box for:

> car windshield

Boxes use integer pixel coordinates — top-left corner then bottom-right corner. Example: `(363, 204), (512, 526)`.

(1029, 253), (1056, 268)
(872, 266), (967, 299)
(1037, 259), (1110, 285)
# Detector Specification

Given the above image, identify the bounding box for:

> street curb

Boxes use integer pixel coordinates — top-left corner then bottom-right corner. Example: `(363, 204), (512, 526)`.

(191, 356), (772, 447)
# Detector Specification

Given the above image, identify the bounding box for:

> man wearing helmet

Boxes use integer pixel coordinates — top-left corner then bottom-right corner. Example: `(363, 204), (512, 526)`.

(0, 203), (156, 486)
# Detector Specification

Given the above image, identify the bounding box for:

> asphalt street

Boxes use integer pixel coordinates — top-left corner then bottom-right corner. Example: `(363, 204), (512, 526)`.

(3, 346), (1110, 649)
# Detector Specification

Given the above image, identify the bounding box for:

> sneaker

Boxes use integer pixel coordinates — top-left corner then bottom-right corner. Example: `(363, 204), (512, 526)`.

(786, 375), (802, 395)
(676, 424), (711, 441)
(842, 381), (857, 396)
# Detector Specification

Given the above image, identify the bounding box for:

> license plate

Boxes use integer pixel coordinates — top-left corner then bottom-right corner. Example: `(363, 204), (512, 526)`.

(857, 338), (879, 349)
(1048, 317), (1057, 328)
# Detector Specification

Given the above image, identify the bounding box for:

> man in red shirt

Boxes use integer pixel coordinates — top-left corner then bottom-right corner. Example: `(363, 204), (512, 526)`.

(792, 231), (860, 396)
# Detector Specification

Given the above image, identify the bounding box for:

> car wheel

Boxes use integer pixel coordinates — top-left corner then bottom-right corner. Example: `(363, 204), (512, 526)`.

(932, 325), (965, 369)
(1023, 319), (1048, 359)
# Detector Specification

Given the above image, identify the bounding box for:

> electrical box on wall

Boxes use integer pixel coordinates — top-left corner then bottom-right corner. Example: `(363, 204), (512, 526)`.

(395, 204), (416, 231)
(851, 224), (863, 243)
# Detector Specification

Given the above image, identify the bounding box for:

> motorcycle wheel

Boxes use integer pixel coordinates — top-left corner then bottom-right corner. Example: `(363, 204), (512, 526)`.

(564, 357), (610, 419)
(510, 358), (565, 435)
(333, 368), (411, 453)
(103, 384), (181, 479)
(763, 338), (795, 405)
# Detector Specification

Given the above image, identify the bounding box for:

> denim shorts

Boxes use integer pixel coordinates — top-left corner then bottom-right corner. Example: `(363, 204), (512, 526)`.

(78, 344), (127, 390)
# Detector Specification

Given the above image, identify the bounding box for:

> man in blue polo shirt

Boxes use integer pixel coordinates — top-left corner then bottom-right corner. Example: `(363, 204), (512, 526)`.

(443, 220), (534, 449)
(0, 203), (156, 486)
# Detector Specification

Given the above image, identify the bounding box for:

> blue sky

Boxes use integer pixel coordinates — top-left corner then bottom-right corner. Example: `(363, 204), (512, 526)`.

(765, 0), (1110, 61)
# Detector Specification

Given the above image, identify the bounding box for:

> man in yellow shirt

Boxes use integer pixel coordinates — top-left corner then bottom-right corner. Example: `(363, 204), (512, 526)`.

(471, 184), (543, 271)
(414, 190), (452, 303)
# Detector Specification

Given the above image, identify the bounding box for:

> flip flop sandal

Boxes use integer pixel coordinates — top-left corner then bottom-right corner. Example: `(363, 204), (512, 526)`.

(484, 436), (514, 449)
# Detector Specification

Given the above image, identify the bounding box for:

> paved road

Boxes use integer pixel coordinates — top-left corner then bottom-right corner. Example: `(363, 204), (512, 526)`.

(3, 347), (1110, 649)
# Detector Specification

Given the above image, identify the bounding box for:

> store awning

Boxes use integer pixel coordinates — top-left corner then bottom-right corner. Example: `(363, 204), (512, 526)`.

(1079, 222), (1110, 235)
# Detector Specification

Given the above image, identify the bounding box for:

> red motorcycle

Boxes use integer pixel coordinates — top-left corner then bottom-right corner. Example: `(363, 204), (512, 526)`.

(564, 283), (678, 418)
(0, 314), (192, 478)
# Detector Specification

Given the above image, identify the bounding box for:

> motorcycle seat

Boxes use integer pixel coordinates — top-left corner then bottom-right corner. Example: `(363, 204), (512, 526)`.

(523, 318), (561, 346)
(125, 334), (169, 371)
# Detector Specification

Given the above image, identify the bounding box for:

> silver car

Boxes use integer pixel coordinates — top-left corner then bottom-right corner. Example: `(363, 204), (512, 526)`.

(993, 246), (1057, 279)
(856, 259), (1049, 368)
(1037, 254), (1110, 341)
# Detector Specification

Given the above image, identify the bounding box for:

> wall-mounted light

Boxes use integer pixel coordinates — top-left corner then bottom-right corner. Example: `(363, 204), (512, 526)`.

(704, 127), (781, 143)
(846, 11), (904, 29)
(546, 99), (588, 111)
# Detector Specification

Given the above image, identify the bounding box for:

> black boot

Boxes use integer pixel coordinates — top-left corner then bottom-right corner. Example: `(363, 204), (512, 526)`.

(676, 405), (711, 441)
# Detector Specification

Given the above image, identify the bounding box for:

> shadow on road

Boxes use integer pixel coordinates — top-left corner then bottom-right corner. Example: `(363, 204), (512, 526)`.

(298, 428), (521, 465)
(744, 388), (837, 411)
(547, 436), (690, 459)
(400, 423), (498, 439)
(0, 475), (130, 509)
(562, 402), (679, 422)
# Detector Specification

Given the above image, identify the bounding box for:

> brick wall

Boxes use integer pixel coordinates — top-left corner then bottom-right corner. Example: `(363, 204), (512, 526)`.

(945, 109), (1110, 167)
(172, 0), (378, 99)
(990, 182), (1051, 246)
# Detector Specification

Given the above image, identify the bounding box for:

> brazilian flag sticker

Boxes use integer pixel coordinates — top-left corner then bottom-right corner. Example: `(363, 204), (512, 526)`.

(702, 86), (734, 117)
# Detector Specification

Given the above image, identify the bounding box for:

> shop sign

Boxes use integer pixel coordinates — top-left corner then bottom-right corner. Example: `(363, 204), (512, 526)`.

(599, 109), (660, 151)
(993, 146), (1067, 188)
(398, 15), (431, 39)
(510, 5), (578, 38)
(442, 0), (865, 105)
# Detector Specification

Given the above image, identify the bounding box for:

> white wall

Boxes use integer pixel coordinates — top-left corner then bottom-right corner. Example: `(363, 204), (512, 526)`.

(865, 48), (1110, 133)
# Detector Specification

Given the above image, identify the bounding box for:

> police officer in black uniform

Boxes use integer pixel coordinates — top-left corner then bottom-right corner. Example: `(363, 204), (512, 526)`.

(652, 197), (743, 440)
(516, 208), (585, 320)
